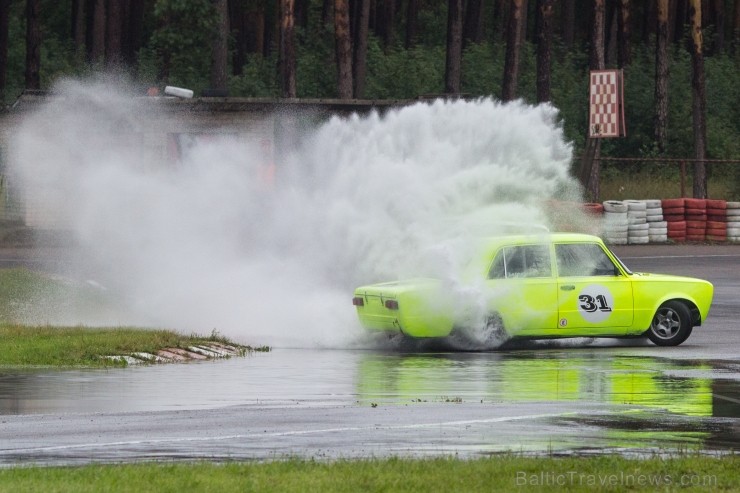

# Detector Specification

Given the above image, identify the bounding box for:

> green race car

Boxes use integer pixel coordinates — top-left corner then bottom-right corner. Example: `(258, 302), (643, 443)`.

(353, 233), (713, 348)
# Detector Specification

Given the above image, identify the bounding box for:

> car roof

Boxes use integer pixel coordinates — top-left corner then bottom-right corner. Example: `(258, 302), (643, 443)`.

(460, 233), (608, 277)
(482, 232), (603, 247)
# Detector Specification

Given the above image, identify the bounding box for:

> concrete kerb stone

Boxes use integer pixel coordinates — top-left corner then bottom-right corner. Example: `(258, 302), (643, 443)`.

(103, 343), (248, 365)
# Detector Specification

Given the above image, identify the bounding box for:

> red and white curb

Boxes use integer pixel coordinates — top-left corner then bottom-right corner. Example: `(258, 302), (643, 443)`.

(101, 342), (247, 365)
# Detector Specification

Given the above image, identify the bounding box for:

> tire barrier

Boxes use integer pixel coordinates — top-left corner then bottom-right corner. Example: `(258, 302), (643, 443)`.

(666, 220), (687, 243)
(706, 220), (727, 242)
(587, 199), (735, 245)
(603, 200), (628, 213)
(625, 200), (649, 244)
(728, 202), (740, 243)
(601, 200), (629, 245)
(582, 202), (605, 215)
(644, 199), (667, 243)
(685, 199), (707, 241)
(662, 198), (687, 242)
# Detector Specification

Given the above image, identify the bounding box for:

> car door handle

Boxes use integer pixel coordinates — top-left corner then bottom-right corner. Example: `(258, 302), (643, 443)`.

(560, 285), (575, 291)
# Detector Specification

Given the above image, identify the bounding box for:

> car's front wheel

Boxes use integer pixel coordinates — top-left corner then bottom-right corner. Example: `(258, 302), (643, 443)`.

(646, 301), (693, 346)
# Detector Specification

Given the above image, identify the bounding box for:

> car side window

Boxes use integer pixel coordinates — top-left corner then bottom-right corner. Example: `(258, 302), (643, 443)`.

(555, 243), (619, 277)
(488, 245), (552, 279)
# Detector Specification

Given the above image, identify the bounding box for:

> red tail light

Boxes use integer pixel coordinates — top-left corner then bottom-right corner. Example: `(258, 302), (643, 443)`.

(352, 297), (364, 306)
(384, 299), (399, 310)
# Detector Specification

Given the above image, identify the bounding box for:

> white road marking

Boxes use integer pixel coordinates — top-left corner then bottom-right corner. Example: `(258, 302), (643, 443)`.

(713, 393), (740, 406)
(621, 254), (740, 260)
(1, 411), (591, 454)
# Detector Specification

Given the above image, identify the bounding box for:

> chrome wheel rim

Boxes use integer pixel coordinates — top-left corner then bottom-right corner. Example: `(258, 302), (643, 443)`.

(651, 307), (681, 340)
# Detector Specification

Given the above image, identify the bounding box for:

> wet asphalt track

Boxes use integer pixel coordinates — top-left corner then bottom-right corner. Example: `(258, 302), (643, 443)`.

(1, 244), (739, 466)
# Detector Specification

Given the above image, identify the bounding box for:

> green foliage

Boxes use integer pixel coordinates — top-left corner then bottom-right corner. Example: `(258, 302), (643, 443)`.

(665, 47), (695, 158)
(515, 42), (537, 103)
(415, 2), (448, 47)
(135, 47), (163, 88)
(229, 54), (279, 98)
(704, 54), (740, 159)
(365, 41), (445, 99)
(4, 2), (28, 102)
(296, 22), (336, 98)
(1, 1), (738, 167)
(461, 42), (503, 97)
(148, 0), (218, 90)
(549, 45), (590, 153)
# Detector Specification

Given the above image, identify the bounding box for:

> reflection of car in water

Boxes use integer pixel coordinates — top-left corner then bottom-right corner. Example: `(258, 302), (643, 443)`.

(353, 233), (713, 348)
(356, 353), (712, 416)
(356, 353), (715, 450)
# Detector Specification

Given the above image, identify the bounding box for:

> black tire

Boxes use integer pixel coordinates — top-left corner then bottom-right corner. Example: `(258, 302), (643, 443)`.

(646, 301), (693, 346)
(480, 314), (508, 350)
(445, 314), (509, 351)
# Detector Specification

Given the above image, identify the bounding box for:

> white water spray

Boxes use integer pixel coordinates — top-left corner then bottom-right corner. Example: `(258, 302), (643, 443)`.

(12, 80), (583, 348)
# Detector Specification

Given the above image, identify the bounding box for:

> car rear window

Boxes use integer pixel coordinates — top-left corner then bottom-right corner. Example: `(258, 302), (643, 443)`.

(489, 245), (552, 279)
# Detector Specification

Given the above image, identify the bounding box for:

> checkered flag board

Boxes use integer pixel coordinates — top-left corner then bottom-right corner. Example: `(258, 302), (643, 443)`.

(588, 69), (626, 138)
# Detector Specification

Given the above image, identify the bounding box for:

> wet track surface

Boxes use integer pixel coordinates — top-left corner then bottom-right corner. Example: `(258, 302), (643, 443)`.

(1, 244), (739, 465)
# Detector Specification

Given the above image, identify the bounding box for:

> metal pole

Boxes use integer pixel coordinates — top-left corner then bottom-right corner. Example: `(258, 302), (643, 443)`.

(680, 161), (686, 197)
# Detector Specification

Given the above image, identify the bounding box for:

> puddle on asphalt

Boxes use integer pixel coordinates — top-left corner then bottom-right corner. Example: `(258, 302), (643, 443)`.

(1, 348), (738, 452)
(357, 351), (728, 411)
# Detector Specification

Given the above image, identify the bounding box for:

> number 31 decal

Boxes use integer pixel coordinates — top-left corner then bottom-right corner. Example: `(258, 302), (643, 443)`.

(578, 294), (612, 313)
(577, 285), (615, 323)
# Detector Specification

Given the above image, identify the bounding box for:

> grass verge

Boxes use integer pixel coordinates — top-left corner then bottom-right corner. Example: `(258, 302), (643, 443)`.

(0, 267), (116, 325)
(600, 169), (735, 201)
(0, 267), (267, 367)
(0, 325), (265, 368)
(0, 455), (737, 492)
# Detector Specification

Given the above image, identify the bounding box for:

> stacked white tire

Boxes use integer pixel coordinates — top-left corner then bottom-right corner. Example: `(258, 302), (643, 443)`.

(728, 202), (740, 242)
(644, 199), (667, 243)
(602, 200), (628, 245)
(625, 200), (649, 244)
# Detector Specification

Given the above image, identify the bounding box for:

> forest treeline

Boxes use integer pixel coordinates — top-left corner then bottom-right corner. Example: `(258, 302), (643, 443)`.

(0, 1), (738, 197)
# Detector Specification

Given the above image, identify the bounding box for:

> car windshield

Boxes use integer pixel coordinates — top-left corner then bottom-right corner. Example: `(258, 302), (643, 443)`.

(606, 247), (633, 275)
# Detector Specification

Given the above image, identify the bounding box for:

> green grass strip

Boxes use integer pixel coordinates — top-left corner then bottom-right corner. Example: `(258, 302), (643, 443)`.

(0, 456), (737, 492)
(0, 325), (261, 368)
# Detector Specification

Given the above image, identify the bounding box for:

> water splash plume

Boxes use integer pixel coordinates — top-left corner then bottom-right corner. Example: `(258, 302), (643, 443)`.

(12, 79), (584, 348)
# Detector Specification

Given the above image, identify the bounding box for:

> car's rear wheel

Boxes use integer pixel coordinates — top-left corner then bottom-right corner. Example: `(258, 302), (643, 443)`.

(480, 314), (508, 349)
(446, 314), (509, 351)
(646, 301), (693, 346)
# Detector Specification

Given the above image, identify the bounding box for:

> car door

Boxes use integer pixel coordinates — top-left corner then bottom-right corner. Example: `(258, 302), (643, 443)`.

(554, 242), (634, 330)
(486, 244), (558, 333)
